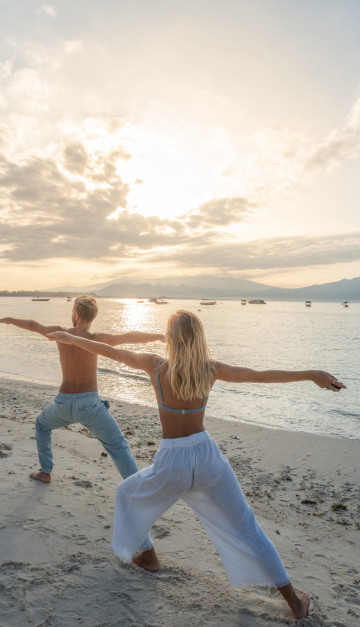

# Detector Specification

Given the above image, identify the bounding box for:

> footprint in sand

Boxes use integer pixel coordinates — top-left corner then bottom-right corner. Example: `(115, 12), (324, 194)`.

(0, 443), (12, 458)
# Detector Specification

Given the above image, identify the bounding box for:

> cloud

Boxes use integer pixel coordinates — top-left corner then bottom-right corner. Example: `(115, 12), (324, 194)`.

(186, 196), (256, 228)
(303, 92), (360, 173)
(1, 137), (358, 277)
(146, 232), (360, 273)
(38, 5), (57, 19)
(62, 142), (89, 175)
(8, 67), (58, 111)
(0, 143), (200, 262)
(1, 134), (359, 275)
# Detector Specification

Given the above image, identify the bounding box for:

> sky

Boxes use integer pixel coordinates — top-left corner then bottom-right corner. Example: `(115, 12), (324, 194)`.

(1, 0), (360, 291)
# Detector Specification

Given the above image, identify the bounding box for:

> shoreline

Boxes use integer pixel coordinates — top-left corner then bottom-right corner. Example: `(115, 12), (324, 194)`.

(1, 370), (359, 443)
(1, 376), (360, 626)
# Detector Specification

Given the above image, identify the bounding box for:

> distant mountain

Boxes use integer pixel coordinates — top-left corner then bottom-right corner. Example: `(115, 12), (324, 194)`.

(95, 279), (271, 299)
(260, 276), (360, 302)
(43, 275), (360, 301)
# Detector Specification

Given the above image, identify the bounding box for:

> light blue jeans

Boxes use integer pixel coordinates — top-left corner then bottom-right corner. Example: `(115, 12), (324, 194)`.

(35, 392), (138, 478)
(35, 392), (153, 554)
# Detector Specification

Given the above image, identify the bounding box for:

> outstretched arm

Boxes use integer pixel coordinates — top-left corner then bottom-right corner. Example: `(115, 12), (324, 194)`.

(0, 317), (63, 337)
(213, 362), (346, 391)
(48, 330), (155, 371)
(93, 330), (165, 346)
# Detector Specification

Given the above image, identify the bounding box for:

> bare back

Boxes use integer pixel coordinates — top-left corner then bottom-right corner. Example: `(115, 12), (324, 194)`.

(147, 358), (212, 439)
(57, 328), (99, 393)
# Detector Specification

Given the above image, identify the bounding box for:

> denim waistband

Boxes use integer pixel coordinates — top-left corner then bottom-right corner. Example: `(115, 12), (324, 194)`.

(55, 391), (100, 400)
(159, 430), (210, 449)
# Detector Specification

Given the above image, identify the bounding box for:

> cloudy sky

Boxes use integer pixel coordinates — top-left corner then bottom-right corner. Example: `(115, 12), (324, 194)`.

(1, 0), (360, 290)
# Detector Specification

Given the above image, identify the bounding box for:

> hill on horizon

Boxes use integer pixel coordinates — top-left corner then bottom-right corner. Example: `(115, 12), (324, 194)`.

(42, 275), (360, 302)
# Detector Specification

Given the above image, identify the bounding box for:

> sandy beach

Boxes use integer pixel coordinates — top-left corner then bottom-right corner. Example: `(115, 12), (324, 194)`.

(0, 376), (359, 627)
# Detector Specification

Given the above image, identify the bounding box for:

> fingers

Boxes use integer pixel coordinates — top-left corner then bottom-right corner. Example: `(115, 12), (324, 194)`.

(329, 377), (346, 391)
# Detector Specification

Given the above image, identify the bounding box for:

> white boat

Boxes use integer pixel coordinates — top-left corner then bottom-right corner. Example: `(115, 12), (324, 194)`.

(32, 296), (50, 301)
(340, 301), (349, 308)
(247, 299), (266, 304)
(149, 297), (168, 304)
(305, 301), (311, 307)
(241, 299), (247, 305)
(200, 299), (217, 305)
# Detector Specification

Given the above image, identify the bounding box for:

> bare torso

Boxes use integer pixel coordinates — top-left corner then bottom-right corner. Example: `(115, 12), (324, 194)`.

(57, 327), (99, 393)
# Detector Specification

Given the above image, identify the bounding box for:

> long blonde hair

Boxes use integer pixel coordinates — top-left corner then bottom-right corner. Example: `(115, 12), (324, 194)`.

(165, 310), (215, 401)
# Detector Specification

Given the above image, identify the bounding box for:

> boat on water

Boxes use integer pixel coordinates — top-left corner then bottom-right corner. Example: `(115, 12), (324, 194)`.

(340, 301), (349, 308)
(148, 297), (168, 304)
(305, 301), (311, 307)
(241, 299), (247, 305)
(67, 296), (72, 302)
(32, 296), (50, 301)
(247, 299), (266, 304)
(200, 299), (217, 305)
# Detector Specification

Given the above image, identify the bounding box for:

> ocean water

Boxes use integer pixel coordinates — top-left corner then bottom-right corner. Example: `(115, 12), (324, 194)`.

(0, 297), (359, 440)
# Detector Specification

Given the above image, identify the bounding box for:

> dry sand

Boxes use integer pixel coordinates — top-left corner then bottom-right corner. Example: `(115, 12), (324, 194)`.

(0, 376), (359, 627)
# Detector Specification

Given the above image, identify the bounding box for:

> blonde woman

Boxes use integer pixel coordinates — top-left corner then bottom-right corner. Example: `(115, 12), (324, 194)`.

(49, 310), (345, 621)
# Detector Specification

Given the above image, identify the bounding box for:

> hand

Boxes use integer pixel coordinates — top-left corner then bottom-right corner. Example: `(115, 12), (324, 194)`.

(311, 370), (346, 391)
(47, 331), (74, 344)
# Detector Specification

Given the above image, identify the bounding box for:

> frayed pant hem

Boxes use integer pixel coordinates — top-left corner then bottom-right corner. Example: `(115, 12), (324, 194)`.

(113, 551), (133, 565)
(112, 544), (154, 564)
(230, 578), (291, 589)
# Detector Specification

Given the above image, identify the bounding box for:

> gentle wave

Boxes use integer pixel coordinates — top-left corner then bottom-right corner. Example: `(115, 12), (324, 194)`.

(97, 367), (151, 385)
(330, 408), (360, 420)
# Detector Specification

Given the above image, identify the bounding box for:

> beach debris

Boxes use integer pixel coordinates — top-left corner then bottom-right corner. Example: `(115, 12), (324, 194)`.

(101, 452), (108, 457)
(331, 503), (347, 511)
(73, 480), (93, 488)
(0, 443), (12, 458)
(147, 440), (156, 445)
(300, 499), (317, 505)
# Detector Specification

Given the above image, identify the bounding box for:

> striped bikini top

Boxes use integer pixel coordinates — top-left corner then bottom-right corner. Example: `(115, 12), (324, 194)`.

(156, 360), (207, 415)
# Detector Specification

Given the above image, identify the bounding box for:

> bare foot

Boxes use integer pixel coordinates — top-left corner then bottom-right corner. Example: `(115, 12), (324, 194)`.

(132, 547), (160, 572)
(29, 471), (51, 483)
(292, 590), (310, 620)
(278, 583), (310, 620)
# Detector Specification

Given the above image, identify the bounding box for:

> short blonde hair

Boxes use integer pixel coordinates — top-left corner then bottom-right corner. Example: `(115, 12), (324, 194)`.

(73, 296), (98, 322)
(165, 310), (215, 401)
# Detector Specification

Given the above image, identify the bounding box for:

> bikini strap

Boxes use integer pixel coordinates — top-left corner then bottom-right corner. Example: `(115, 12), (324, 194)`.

(156, 359), (164, 404)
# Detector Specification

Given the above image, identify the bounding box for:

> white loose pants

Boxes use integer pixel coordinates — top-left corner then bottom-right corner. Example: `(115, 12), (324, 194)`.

(112, 430), (290, 588)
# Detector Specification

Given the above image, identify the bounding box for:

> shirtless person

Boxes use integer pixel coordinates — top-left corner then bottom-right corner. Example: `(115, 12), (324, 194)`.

(0, 296), (164, 487)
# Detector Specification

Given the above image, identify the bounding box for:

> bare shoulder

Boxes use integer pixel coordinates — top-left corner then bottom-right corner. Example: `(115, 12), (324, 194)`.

(39, 324), (64, 336)
(137, 352), (161, 372)
(211, 360), (224, 379)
